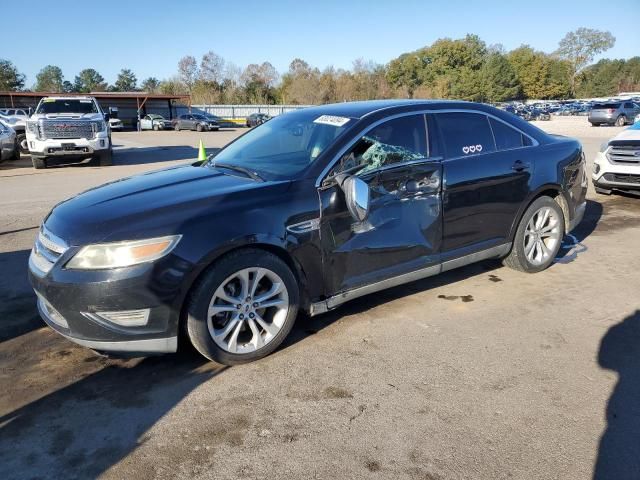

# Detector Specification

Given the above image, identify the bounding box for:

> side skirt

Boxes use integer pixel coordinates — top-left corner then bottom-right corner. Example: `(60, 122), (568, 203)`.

(309, 243), (511, 316)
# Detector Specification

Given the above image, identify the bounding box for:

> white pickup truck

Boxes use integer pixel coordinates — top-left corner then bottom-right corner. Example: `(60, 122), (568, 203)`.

(25, 96), (112, 169)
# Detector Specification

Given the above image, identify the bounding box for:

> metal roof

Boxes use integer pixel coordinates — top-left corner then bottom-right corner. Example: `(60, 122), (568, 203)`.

(0, 91), (189, 100)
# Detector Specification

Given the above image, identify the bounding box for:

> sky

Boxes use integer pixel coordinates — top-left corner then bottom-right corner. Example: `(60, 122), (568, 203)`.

(4, 0), (639, 86)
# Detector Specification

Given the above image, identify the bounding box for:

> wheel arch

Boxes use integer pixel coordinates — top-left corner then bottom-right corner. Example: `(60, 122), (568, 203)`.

(508, 184), (570, 242)
(177, 239), (311, 339)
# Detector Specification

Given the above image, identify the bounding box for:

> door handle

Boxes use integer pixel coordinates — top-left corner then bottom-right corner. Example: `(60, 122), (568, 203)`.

(511, 160), (530, 172)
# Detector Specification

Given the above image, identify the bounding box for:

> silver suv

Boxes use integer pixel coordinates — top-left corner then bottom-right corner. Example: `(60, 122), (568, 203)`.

(589, 101), (640, 127)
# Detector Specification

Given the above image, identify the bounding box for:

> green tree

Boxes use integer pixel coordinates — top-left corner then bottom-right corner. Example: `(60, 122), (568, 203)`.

(62, 80), (76, 93)
(481, 53), (521, 102)
(35, 65), (64, 92)
(577, 57), (640, 97)
(114, 68), (138, 91)
(507, 46), (570, 99)
(556, 28), (616, 96)
(140, 77), (160, 93)
(0, 59), (25, 91)
(74, 68), (107, 93)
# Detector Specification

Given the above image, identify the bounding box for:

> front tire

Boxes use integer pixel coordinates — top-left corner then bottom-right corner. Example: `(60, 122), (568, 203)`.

(615, 115), (626, 127)
(186, 249), (300, 365)
(32, 157), (46, 169)
(196, 123), (203, 132)
(503, 196), (565, 273)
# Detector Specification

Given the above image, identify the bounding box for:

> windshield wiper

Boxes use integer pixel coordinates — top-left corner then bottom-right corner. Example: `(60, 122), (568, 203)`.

(214, 163), (264, 182)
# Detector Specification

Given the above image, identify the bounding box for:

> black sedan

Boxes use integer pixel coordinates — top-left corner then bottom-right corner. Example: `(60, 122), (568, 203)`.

(29, 100), (587, 365)
(174, 113), (219, 132)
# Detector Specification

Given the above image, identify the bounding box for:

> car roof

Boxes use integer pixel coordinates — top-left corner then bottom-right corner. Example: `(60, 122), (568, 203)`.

(301, 99), (472, 119)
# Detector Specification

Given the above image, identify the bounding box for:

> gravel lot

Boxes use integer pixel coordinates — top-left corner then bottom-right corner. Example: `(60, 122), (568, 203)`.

(1, 117), (639, 479)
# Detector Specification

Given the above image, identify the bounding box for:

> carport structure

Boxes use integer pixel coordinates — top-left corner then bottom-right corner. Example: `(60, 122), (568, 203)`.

(0, 91), (191, 129)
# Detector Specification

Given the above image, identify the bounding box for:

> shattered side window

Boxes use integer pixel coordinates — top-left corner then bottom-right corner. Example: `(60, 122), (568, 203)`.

(331, 114), (427, 177)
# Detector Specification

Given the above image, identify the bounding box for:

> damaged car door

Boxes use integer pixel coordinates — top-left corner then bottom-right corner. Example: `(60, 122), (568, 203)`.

(318, 114), (443, 296)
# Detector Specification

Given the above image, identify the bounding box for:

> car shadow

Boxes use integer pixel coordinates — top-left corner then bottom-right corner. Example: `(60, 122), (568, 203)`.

(0, 350), (224, 479)
(594, 310), (640, 479)
(283, 259), (500, 348)
(0, 249), (42, 343)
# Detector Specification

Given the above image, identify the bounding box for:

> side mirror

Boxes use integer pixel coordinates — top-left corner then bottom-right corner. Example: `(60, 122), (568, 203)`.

(103, 113), (110, 122)
(337, 174), (370, 222)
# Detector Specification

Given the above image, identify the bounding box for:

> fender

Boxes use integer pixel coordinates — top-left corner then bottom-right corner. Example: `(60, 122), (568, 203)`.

(507, 183), (565, 242)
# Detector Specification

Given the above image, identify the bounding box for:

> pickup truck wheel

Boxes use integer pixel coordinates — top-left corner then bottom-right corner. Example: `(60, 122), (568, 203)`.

(17, 133), (28, 154)
(186, 248), (299, 365)
(615, 115), (627, 127)
(32, 157), (46, 169)
(95, 150), (113, 166)
(503, 196), (565, 273)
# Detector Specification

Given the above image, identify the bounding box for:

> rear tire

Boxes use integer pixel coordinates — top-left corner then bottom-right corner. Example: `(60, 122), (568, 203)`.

(175, 124), (180, 131)
(186, 248), (299, 365)
(503, 196), (565, 273)
(10, 142), (20, 160)
(32, 157), (46, 169)
(17, 133), (28, 154)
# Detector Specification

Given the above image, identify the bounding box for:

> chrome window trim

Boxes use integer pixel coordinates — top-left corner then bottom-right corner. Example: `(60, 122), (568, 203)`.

(315, 108), (539, 188)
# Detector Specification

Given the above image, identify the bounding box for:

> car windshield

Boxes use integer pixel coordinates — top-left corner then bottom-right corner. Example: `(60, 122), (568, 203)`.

(148, 114), (164, 120)
(208, 109), (354, 180)
(36, 99), (99, 114)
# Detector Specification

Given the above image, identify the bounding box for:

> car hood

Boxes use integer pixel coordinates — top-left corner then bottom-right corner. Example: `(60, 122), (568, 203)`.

(45, 164), (290, 245)
(32, 113), (104, 121)
(611, 127), (640, 142)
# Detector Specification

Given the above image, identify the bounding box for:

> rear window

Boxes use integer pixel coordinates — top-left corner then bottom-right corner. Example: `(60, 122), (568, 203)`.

(489, 118), (529, 150)
(437, 112), (496, 158)
(593, 103), (621, 109)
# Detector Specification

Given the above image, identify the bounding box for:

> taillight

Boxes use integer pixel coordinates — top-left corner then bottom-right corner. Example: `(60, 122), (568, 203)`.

(608, 108), (615, 114)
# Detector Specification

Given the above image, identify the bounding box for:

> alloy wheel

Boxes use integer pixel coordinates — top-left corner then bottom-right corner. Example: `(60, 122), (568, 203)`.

(207, 267), (289, 354)
(523, 206), (562, 266)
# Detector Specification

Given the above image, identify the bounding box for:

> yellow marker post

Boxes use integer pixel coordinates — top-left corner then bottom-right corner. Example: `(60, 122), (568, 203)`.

(198, 140), (207, 162)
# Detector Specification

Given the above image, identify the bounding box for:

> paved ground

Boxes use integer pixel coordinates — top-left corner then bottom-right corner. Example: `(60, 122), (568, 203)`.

(0, 117), (639, 479)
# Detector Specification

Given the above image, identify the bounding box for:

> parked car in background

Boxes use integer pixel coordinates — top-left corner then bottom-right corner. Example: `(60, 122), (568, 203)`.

(0, 112), (28, 154)
(174, 113), (219, 132)
(29, 100), (586, 364)
(108, 118), (124, 131)
(140, 114), (173, 131)
(593, 122), (640, 195)
(589, 101), (640, 127)
(205, 114), (236, 128)
(0, 120), (20, 161)
(246, 113), (270, 127)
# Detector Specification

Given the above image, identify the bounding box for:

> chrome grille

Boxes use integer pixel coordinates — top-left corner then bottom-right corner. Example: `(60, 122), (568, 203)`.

(607, 145), (640, 165)
(29, 226), (69, 275)
(41, 120), (95, 140)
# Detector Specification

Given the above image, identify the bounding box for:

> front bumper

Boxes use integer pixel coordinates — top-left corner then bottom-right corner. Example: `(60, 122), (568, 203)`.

(592, 152), (640, 191)
(28, 242), (187, 354)
(27, 133), (110, 158)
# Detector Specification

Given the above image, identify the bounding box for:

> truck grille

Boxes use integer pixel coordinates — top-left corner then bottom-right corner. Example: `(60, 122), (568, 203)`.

(29, 226), (69, 275)
(607, 145), (640, 165)
(41, 120), (95, 140)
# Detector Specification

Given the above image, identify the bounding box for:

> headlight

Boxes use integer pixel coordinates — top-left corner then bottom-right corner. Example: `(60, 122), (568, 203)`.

(599, 141), (609, 153)
(92, 120), (107, 133)
(26, 121), (40, 138)
(66, 235), (181, 270)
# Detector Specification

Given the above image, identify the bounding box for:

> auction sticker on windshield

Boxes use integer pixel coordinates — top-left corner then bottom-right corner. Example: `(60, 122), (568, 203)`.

(313, 115), (351, 127)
